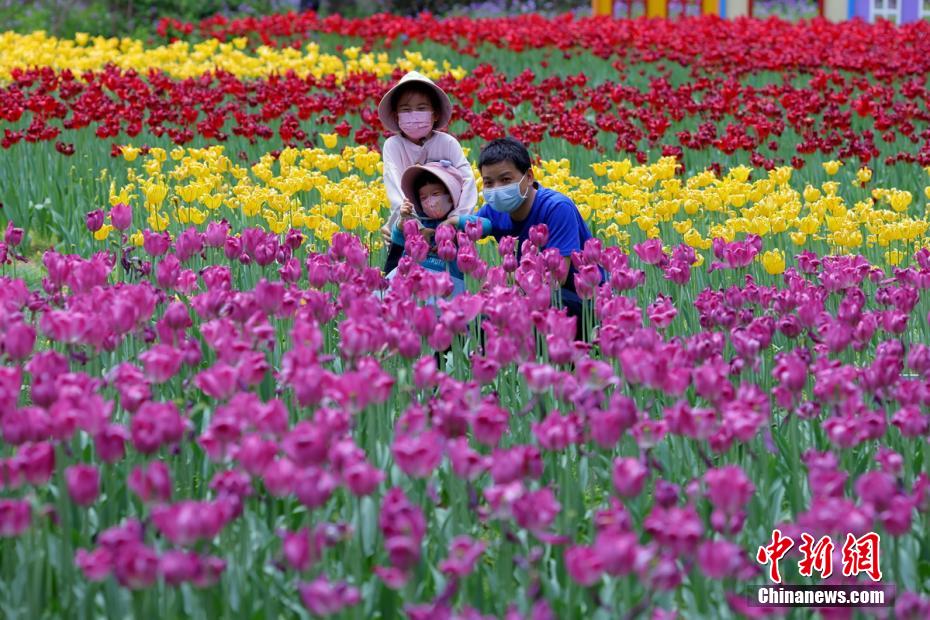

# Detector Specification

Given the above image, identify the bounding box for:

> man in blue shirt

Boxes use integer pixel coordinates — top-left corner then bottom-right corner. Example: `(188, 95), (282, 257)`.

(450, 137), (602, 340)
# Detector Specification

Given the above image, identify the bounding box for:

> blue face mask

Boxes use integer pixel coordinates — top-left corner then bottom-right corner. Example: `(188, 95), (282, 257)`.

(483, 173), (528, 214)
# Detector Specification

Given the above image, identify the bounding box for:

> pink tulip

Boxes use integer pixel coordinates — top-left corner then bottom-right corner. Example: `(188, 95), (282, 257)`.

(130, 402), (185, 454)
(0, 499), (31, 537)
(159, 549), (201, 586)
(564, 545), (603, 586)
(512, 487), (561, 532)
(139, 344), (182, 383)
(151, 500), (234, 546)
(142, 230), (171, 257)
(128, 461), (172, 504)
(532, 410), (581, 452)
(3, 321), (35, 360)
(113, 543), (159, 589)
(75, 547), (112, 581)
(439, 536), (485, 577)
(85, 209), (104, 232)
(633, 238), (667, 266)
(65, 464), (100, 506)
(298, 577), (361, 617)
(109, 203), (132, 231)
(392, 430), (443, 479)
(612, 456), (648, 498)
(594, 529), (638, 576)
(4, 220), (23, 247)
(280, 528), (315, 572)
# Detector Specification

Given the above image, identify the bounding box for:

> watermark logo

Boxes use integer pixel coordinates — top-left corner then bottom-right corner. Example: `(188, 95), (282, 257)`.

(751, 530), (892, 608)
(756, 530), (883, 583)
(752, 585), (894, 608)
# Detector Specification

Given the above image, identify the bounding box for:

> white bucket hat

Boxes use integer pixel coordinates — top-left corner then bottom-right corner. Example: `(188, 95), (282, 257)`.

(378, 71), (453, 134)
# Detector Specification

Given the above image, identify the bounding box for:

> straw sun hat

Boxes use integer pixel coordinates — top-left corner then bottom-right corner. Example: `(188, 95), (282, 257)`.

(377, 71), (453, 134)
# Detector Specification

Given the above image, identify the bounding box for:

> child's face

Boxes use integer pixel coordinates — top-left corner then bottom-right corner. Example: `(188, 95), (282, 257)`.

(418, 181), (453, 219)
(396, 90), (436, 123)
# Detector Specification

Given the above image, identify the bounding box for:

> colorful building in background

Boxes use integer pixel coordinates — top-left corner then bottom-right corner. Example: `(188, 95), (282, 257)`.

(592, 0), (930, 22)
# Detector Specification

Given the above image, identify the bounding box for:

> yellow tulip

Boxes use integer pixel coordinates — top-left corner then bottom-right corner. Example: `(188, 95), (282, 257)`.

(106, 143), (930, 258)
(147, 212), (170, 231)
(889, 191), (912, 212)
(804, 185), (820, 202)
(121, 145), (140, 162)
(93, 224), (113, 241)
(885, 249), (905, 266)
(856, 167), (872, 185)
(730, 166), (751, 183)
(760, 249), (785, 275)
(822, 160), (842, 175)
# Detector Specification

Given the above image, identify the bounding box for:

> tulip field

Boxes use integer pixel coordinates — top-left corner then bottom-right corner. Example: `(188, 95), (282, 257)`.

(4, 9), (930, 619)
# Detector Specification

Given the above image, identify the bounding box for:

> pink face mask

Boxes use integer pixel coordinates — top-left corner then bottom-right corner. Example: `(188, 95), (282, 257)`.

(398, 111), (433, 140)
(421, 194), (453, 220)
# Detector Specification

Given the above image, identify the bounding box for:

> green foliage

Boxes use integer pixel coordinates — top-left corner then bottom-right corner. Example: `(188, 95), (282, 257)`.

(0, 1), (593, 38)
(383, 0), (588, 18)
(0, 0), (295, 38)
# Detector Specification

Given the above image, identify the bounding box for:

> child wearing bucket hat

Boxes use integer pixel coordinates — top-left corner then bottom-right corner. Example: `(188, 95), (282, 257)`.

(378, 71), (478, 274)
(387, 161), (487, 298)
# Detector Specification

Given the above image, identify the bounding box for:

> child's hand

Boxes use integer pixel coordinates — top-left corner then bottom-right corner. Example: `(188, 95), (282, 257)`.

(444, 215), (459, 229)
(380, 225), (392, 244)
(399, 199), (416, 221)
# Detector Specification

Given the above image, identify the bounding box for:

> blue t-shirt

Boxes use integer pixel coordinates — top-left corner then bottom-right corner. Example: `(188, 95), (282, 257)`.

(474, 185), (601, 305)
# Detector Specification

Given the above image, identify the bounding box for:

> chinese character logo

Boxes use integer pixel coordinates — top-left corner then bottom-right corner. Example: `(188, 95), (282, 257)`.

(756, 528), (794, 583)
(841, 532), (882, 582)
(757, 530), (883, 584)
(798, 533), (835, 579)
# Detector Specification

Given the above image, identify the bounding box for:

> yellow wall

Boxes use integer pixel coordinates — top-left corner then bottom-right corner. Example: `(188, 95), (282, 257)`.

(646, 0), (668, 16)
(702, 0), (719, 14)
(592, 0), (613, 15)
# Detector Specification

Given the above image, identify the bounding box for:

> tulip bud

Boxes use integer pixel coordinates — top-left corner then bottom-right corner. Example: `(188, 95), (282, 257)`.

(528, 223), (549, 248)
(285, 228), (304, 250)
(3, 320), (35, 360)
(109, 203), (132, 231)
(205, 220), (230, 248)
(612, 457), (648, 498)
(65, 465), (100, 506)
(224, 236), (242, 260)
(4, 221), (23, 247)
(85, 209), (104, 232)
